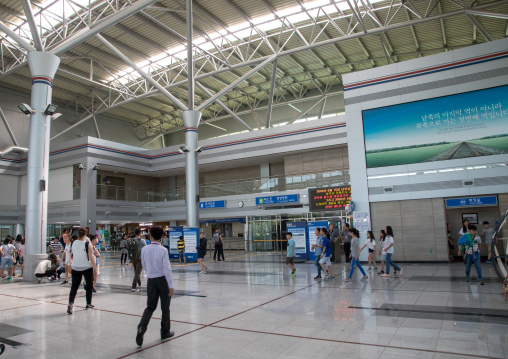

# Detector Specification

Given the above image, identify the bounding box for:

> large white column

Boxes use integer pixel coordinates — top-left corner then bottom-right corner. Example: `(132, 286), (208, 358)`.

(182, 110), (201, 228)
(24, 52), (60, 282)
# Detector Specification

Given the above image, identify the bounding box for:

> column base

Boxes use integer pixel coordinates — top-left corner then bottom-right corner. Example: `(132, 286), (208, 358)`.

(23, 254), (48, 282)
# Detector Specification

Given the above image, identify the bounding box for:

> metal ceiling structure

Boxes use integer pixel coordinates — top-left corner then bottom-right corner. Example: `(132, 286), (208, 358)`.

(0, 0), (507, 146)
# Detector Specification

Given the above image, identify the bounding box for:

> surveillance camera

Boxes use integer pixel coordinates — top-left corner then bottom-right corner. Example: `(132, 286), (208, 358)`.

(92, 164), (99, 170)
(77, 163), (85, 170)
(17, 103), (35, 116)
(195, 146), (204, 153)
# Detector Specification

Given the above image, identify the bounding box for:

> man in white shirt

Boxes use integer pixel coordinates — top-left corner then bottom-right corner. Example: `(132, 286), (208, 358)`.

(136, 226), (174, 346)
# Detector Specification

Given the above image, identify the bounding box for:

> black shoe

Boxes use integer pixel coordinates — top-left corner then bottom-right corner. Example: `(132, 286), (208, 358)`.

(136, 327), (146, 346)
(0, 343), (5, 354)
(138, 281), (141, 287)
(86, 304), (94, 309)
(92, 288), (97, 293)
(60, 281), (68, 285)
(67, 303), (73, 315)
(161, 331), (175, 340)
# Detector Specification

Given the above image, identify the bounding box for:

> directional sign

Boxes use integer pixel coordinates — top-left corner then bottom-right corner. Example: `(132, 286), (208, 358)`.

(445, 196), (497, 208)
(256, 194), (299, 205)
(199, 200), (226, 209)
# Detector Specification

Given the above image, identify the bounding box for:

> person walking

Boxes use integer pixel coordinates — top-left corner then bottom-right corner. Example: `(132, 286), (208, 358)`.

(345, 228), (368, 282)
(136, 226), (174, 346)
(61, 234), (72, 285)
(481, 221), (495, 264)
(12, 235), (22, 276)
(286, 232), (297, 276)
(0, 238), (16, 280)
(130, 228), (146, 291)
(197, 232), (208, 274)
(319, 228), (334, 280)
(377, 230), (387, 275)
(381, 226), (402, 278)
(213, 228), (225, 261)
(459, 224), (484, 285)
(447, 223), (455, 261)
(120, 234), (128, 264)
(311, 228), (323, 280)
(341, 223), (352, 263)
(361, 230), (377, 271)
(67, 227), (97, 314)
(18, 239), (25, 278)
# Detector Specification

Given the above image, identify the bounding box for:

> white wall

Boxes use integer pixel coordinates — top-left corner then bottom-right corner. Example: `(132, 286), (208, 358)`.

(0, 174), (18, 205)
(48, 167), (73, 202)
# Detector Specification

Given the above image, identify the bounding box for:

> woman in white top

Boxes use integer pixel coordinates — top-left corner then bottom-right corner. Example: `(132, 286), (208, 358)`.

(361, 231), (377, 271)
(60, 235), (73, 285)
(67, 227), (97, 314)
(381, 226), (402, 278)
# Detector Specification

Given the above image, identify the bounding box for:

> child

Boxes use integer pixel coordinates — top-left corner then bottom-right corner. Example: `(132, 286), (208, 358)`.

(286, 232), (297, 276)
(177, 236), (186, 264)
(345, 228), (368, 282)
(311, 228), (323, 280)
(481, 221), (495, 264)
(91, 235), (101, 293)
(0, 238), (16, 280)
(319, 228), (334, 280)
(381, 226), (402, 278)
(377, 229), (386, 274)
(61, 235), (72, 284)
(459, 224), (483, 285)
(361, 231), (377, 271)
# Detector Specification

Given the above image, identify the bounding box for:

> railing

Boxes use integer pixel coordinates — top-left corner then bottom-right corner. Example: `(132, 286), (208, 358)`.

(73, 170), (350, 202)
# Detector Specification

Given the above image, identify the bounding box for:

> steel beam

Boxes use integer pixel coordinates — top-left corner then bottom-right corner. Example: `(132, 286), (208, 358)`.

(187, 0), (194, 109)
(0, 106), (19, 145)
(286, 95), (327, 125)
(92, 116), (101, 138)
(21, 0), (44, 51)
(466, 9), (508, 19)
(196, 55), (276, 111)
(0, 21), (36, 52)
(466, 14), (494, 40)
(266, 58), (278, 128)
(96, 34), (187, 111)
(196, 81), (253, 131)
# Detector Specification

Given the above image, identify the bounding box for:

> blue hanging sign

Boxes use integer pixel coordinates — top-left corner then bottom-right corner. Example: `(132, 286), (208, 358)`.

(445, 196), (497, 208)
(256, 194), (299, 205)
(199, 200), (226, 209)
(286, 222), (308, 260)
(199, 217), (246, 224)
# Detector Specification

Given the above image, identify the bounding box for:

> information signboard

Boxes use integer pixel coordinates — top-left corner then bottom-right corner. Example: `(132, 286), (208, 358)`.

(307, 221), (328, 261)
(168, 226), (183, 260)
(286, 222), (308, 260)
(308, 186), (351, 212)
(183, 227), (199, 262)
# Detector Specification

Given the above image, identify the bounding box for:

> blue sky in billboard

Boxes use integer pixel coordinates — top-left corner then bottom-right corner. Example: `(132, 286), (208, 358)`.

(362, 85), (508, 168)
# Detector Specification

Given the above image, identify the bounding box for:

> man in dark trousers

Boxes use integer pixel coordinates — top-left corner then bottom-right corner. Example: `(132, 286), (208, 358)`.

(136, 226), (174, 346)
(213, 228), (225, 261)
(341, 223), (352, 263)
(131, 228), (146, 291)
(328, 223), (340, 262)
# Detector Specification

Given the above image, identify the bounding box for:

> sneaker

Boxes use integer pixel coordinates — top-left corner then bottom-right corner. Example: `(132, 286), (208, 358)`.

(362, 275), (368, 280)
(368, 267), (372, 271)
(398, 269), (403, 277)
(344, 278), (352, 282)
(92, 288), (97, 293)
(204, 266), (208, 271)
(37, 279), (43, 283)
(6, 277), (12, 281)
(374, 267), (378, 270)
(67, 303), (73, 315)
(313, 275), (321, 280)
(324, 275), (331, 281)
(131, 286), (137, 291)
(478, 280), (484, 285)
(381, 274), (390, 278)
(290, 269), (298, 276)
(136, 327), (146, 346)
(86, 304), (94, 309)
(486, 260), (492, 264)
(60, 281), (68, 285)
(199, 271), (205, 274)
(378, 271), (384, 275)
(48, 277), (54, 282)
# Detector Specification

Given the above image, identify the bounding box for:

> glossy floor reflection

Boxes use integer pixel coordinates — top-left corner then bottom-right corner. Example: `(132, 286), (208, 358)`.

(0, 252), (507, 359)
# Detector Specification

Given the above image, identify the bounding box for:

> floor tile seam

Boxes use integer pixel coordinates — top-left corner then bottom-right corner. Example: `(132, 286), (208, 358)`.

(0, 303), (43, 312)
(209, 325), (496, 359)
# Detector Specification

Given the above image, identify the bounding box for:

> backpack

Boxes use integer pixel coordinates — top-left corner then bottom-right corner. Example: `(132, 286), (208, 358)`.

(127, 239), (140, 261)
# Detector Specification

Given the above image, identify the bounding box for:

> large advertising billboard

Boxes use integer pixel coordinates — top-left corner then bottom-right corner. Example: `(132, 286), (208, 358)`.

(362, 85), (508, 168)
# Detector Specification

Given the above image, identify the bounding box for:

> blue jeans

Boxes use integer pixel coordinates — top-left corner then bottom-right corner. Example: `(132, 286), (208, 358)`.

(384, 253), (400, 275)
(314, 255), (322, 276)
(349, 257), (366, 278)
(465, 253), (482, 280)
(178, 250), (185, 262)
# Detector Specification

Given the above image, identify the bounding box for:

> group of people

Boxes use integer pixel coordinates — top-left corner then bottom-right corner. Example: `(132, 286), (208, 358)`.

(286, 224), (403, 281)
(0, 235), (25, 280)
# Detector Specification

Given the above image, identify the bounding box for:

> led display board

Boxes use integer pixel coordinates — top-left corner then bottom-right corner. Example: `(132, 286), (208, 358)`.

(308, 186), (351, 212)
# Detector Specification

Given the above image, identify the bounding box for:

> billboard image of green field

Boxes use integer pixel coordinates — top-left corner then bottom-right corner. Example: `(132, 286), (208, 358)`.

(362, 85), (508, 168)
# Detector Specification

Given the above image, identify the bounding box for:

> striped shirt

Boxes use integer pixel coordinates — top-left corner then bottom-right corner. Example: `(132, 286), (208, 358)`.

(50, 241), (62, 254)
(177, 239), (185, 251)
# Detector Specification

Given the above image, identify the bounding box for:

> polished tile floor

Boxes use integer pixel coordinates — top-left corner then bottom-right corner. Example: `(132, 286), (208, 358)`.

(0, 252), (507, 359)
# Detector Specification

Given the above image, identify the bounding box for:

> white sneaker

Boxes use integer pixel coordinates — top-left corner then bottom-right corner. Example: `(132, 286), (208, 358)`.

(324, 275), (331, 281)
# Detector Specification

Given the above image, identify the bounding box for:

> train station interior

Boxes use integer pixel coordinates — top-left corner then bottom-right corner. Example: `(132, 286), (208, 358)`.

(0, 0), (507, 358)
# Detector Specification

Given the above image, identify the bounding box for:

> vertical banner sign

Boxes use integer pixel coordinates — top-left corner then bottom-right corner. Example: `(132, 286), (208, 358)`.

(104, 230), (110, 250)
(286, 222), (308, 260)
(183, 227), (199, 262)
(168, 226), (183, 260)
(307, 221), (328, 261)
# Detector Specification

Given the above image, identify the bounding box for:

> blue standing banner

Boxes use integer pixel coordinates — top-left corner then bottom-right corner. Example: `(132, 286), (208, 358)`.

(168, 226), (183, 260)
(307, 221), (328, 261)
(183, 227), (199, 262)
(286, 222), (308, 260)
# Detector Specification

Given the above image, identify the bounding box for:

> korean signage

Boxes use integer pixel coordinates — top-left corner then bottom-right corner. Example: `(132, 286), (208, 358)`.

(308, 186), (351, 212)
(286, 222), (308, 260)
(363, 85), (508, 168)
(256, 194), (299, 205)
(199, 200), (226, 209)
(445, 196), (498, 208)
